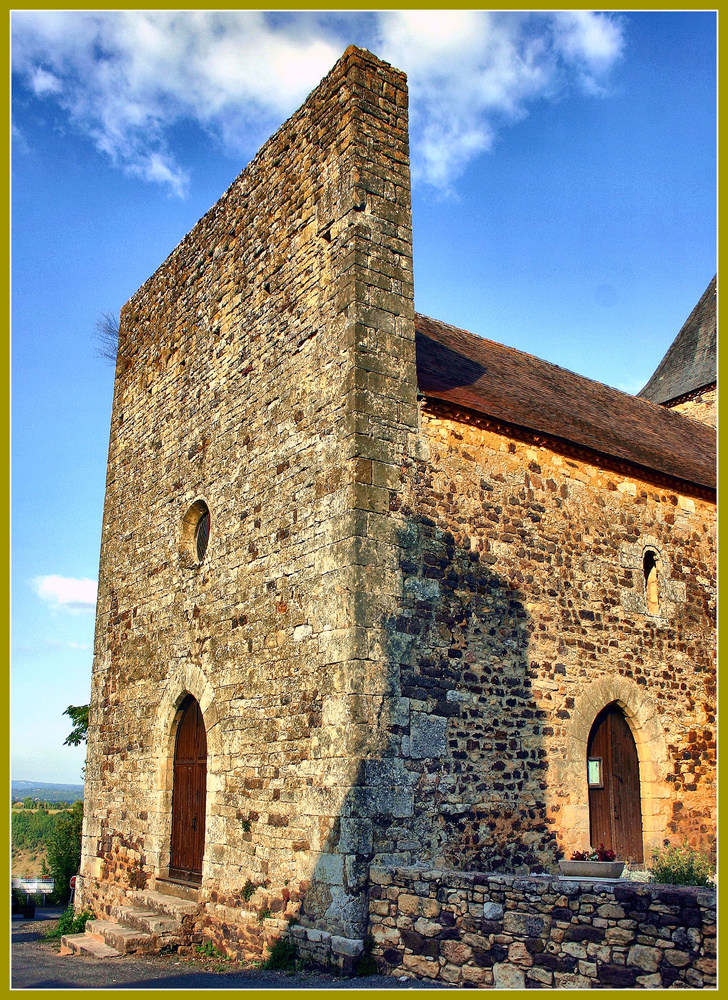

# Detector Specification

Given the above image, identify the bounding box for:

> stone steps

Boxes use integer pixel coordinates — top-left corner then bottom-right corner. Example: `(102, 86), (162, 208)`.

(60, 882), (201, 959)
(60, 931), (122, 959)
(129, 888), (200, 922)
(85, 918), (157, 955)
(110, 904), (181, 939)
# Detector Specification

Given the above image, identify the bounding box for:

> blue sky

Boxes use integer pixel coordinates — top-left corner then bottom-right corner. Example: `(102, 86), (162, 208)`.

(11, 11), (716, 783)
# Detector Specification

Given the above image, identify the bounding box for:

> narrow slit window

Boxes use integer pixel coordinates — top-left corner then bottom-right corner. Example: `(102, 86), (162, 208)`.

(643, 550), (659, 615)
(196, 510), (210, 563)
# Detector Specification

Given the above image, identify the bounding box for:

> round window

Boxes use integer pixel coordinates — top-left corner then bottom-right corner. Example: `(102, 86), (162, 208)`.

(180, 500), (210, 567)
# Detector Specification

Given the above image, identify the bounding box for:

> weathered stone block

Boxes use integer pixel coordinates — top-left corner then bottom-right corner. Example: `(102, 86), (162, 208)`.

(627, 944), (662, 972)
(503, 911), (545, 938)
(482, 902), (504, 921)
(493, 962), (526, 989)
(331, 935), (364, 957)
(407, 712), (447, 759)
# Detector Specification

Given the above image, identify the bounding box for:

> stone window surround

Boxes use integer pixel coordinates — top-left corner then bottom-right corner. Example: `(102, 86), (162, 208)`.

(620, 536), (685, 619)
(179, 498), (211, 569)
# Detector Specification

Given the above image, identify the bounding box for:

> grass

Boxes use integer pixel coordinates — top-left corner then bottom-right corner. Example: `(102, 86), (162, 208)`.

(195, 940), (229, 961)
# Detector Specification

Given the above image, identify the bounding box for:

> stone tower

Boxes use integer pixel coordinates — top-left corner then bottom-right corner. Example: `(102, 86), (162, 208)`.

(79, 46), (420, 949)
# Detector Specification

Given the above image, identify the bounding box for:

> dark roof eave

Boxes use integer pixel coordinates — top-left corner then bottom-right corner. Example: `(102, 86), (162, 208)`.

(661, 380), (717, 408)
(419, 391), (716, 497)
(414, 312), (716, 493)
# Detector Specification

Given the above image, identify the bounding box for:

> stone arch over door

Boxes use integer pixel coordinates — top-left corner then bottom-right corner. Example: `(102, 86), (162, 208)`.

(152, 663), (222, 883)
(562, 676), (670, 860)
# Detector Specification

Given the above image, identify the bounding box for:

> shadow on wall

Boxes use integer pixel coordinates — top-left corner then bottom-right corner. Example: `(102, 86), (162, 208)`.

(298, 505), (557, 939)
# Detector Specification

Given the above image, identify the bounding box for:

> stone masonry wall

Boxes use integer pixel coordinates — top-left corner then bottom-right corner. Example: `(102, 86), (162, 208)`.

(369, 865), (716, 988)
(80, 45), (417, 954)
(370, 401), (716, 875)
(668, 385), (717, 428)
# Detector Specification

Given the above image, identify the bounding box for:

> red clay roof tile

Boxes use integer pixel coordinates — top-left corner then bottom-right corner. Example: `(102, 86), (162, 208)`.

(415, 313), (715, 492)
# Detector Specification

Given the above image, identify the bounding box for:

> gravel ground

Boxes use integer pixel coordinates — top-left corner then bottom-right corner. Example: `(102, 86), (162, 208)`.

(11, 909), (449, 991)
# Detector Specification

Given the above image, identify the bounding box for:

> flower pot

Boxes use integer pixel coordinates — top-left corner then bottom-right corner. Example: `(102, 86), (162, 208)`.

(559, 860), (625, 879)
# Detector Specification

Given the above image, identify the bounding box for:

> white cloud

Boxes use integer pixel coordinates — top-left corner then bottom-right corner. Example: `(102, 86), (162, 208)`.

(33, 575), (98, 614)
(30, 66), (62, 95)
(375, 10), (624, 189)
(12, 122), (30, 154)
(11, 10), (624, 196)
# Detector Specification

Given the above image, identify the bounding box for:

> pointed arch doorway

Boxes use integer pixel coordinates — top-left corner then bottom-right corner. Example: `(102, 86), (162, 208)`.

(587, 703), (644, 862)
(170, 695), (207, 883)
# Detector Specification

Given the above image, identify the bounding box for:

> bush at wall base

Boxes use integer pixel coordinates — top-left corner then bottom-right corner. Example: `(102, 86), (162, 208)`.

(649, 842), (715, 887)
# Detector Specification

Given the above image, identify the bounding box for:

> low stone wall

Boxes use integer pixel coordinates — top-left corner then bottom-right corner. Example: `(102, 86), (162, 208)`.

(368, 866), (716, 989)
(288, 924), (365, 974)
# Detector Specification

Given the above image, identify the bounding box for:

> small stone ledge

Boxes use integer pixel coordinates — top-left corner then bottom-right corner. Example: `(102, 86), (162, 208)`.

(289, 924), (365, 973)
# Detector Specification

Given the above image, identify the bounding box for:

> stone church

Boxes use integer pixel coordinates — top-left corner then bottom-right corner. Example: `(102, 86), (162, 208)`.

(76, 47), (716, 962)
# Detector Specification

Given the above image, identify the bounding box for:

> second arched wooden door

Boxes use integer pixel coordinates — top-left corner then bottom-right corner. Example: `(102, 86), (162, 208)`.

(587, 703), (644, 862)
(170, 695), (207, 882)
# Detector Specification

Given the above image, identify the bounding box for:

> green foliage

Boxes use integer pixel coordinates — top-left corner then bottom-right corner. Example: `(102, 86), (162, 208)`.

(355, 954), (378, 977)
(11, 808), (56, 852)
(196, 940), (228, 960)
(241, 879), (256, 901)
(17, 796), (57, 810)
(258, 907), (272, 922)
(649, 841), (715, 887)
(44, 905), (93, 939)
(355, 935), (378, 977)
(63, 704), (89, 746)
(12, 887), (42, 909)
(263, 937), (298, 971)
(45, 801), (83, 902)
(21, 800), (53, 810)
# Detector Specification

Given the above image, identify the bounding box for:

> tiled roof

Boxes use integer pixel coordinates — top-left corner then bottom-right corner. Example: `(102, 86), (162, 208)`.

(639, 277), (716, 405)
(414, 313), (716, 492)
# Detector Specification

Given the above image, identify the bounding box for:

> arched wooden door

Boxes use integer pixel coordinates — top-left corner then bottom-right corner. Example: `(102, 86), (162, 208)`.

(587, 703), (643, 862)
(170, 696), (207, 883)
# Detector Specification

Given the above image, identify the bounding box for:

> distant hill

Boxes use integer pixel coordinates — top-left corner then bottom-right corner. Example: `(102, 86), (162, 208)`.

(12, 780), (84, 804)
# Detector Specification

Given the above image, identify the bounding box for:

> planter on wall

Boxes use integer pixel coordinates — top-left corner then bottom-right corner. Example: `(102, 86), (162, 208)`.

(558, 860), (625, 879)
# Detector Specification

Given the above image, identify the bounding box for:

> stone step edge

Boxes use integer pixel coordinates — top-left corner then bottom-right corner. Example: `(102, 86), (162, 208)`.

(59, 932), (122, 959)
(110, 904), (182, 936)
(130, 889), (200, 917)
(86, 919), (157, 955)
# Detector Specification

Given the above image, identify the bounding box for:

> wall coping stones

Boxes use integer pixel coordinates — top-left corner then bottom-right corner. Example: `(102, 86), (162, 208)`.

(369, 866), (715, 989)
